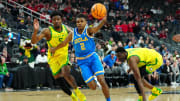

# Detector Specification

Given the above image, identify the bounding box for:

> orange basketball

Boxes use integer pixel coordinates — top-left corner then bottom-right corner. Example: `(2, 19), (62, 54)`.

(91, 3), (107, 19)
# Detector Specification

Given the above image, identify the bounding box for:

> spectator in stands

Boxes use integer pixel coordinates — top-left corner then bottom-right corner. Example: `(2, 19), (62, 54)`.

(122, 3), (129, 10)
(17, 12), (25, 23)
(161, 60), (173, 85)
(176, 58), (180, 83)
(96, 43), (104, 60)
(0, 18), (8, 29)
(133, 21), (141, 39)
(109, 37), (114, 46)
(121, 21), (128, 34)
(21, 56), (29, 65)
(35, 48), (47, 64)
(103, 51), (117, 69)
(109, 10), (115, 18)
(124, 41), (133, 49)
(0, 1), (4, 9)
(0, 35), (13, 57)
(25, 16), (32, 26)
(156, 7), (163, 15)
(0, 55), (13, 91)
(115, 20), (122, 32)
(171, 61), (180, 83)
(11, 4), (19, 21)
(17, 20), (27, 30)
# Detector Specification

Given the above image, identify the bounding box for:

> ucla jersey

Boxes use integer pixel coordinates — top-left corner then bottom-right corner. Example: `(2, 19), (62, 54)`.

(72, 27), (96, 59)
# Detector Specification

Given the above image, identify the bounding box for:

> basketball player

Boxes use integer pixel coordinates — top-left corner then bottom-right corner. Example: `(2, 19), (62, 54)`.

(31, 11), (86, 101)
(50, 14), (111, 101)
(116, 47), (163, 101)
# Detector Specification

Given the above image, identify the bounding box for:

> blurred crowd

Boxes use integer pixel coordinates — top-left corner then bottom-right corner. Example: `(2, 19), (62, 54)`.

(0, 0), (180, 90)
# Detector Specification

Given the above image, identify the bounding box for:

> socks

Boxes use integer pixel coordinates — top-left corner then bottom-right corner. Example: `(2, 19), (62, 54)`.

(106, 97), (111, 101)
(71, 92), (76, 97)
(59, 77), (72, 96)
(74, 88), (80, 94)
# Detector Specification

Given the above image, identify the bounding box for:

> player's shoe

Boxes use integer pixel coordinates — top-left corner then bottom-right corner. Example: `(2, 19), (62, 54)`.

(71, 93), (78, 101)
(137, 96), (143, 101)
(75, 88), (87, 101)
(148, 87), (163, 100)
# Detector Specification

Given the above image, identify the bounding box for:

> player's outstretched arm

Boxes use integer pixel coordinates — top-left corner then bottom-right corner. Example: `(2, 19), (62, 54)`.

(31, 19), (49, 44)
(129, 56), (147, 101)
(50, 33), (73, 54)
(87, 16), (107, 36)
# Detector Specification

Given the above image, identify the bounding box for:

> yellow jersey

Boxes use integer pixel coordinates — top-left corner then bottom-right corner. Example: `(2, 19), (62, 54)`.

(126, 48), (162, 69)
(47, 25), (69, 60)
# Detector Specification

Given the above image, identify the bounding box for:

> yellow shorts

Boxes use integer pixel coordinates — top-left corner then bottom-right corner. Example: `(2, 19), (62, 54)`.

(146, 52), (163, 74)
(48, 54), (69, 76)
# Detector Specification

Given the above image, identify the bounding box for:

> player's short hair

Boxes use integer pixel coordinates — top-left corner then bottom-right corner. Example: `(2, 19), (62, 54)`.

(76, 13), (87, 20)
(50, 11), (62, 19)
(116, 47), (126, 53)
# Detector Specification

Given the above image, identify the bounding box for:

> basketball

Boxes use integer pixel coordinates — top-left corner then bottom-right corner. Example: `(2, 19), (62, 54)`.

(91, 3), (107, 19)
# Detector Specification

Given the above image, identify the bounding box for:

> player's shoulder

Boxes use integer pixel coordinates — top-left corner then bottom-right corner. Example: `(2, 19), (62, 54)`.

(42, 28), (51, 34)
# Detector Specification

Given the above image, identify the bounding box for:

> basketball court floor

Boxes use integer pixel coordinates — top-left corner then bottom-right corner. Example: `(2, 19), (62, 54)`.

(0, 86), (180, 101)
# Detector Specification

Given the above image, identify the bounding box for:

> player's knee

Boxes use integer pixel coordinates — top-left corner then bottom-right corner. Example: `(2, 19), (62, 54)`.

(88, 81), (97, 90)
(90, 85), (96, 90)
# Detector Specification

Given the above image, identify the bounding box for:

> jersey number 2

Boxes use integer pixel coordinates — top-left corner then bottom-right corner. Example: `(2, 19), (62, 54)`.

(80, 43), (86, 50)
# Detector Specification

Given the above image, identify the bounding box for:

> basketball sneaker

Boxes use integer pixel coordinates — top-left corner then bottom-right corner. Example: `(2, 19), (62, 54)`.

(71, 93), (78, 101)
(75, 88), (86, 101)
(148, 87), (163, 100)
(137, 96), (143, 101)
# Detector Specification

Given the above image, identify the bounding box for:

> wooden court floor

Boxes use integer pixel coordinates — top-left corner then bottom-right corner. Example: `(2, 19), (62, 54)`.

(0, 86), (180, 101)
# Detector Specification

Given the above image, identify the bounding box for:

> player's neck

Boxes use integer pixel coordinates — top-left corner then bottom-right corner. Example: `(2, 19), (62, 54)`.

(54, 25), (62, 32)
(77, 28), (84, 34)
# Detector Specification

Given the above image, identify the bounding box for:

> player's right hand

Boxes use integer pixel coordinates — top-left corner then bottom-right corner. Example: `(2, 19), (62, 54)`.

(33, 19), (39, 33)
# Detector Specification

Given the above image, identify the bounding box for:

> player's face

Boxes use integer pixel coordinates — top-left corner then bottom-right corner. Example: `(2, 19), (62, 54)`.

(116, 52), (127, 62)
(76, 18), (87, 30)
(52, 15), (62, 29)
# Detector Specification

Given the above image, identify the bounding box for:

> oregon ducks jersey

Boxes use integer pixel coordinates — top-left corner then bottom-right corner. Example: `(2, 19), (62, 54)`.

(47, 25), (69, 60)
(126, 48), (159, 68)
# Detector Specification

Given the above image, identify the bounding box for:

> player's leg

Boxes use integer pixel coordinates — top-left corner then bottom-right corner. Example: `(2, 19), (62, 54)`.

(61, 65), (86, 101)
(49, 61), (78, 101)
(96, 75), (110, 101)
(146, 55), (163, 101)
(92, 53), (111, 101)
(61, 65), (78, 89)
(79, 62), (97, 90)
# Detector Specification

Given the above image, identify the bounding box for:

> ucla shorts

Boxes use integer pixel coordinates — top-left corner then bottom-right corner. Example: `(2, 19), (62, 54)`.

(77, 53), (104, 84)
